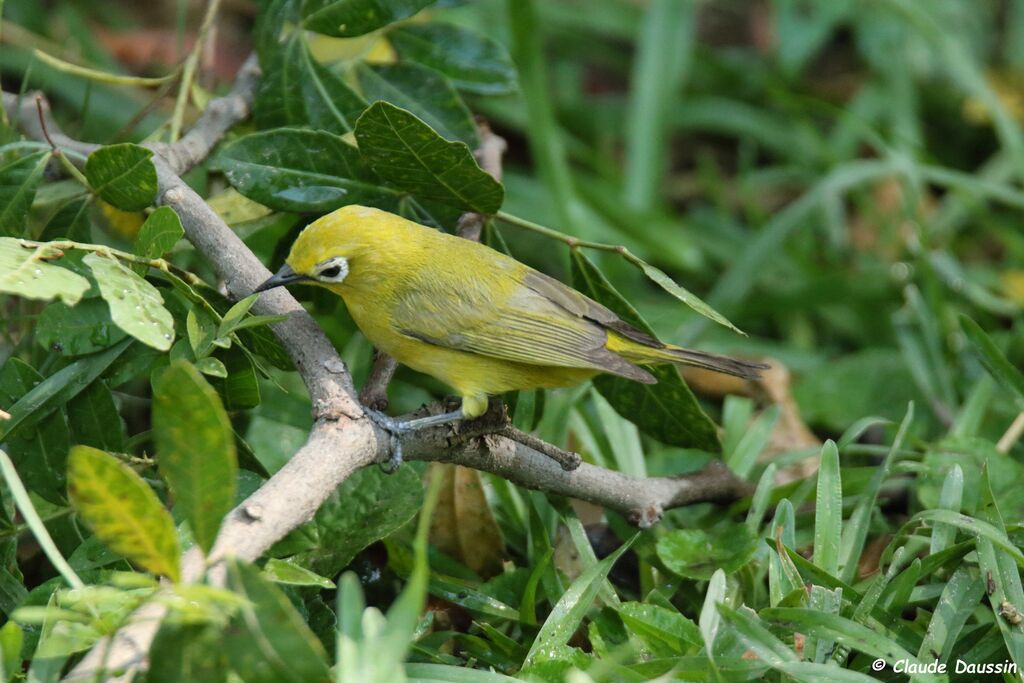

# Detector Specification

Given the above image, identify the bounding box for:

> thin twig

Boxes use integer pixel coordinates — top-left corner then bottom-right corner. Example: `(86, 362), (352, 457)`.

(359, 350), (398, 410)
(996, 412), (1024, 453)
(168, 0), (223, 142)
(499, 425), (581, 471)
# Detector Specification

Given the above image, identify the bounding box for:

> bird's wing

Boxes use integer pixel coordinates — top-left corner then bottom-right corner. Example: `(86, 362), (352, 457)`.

(391, 268), (656, 383)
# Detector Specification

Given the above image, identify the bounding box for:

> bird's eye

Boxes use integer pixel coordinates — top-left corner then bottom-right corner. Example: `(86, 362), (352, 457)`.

(320, 265), (342, 279)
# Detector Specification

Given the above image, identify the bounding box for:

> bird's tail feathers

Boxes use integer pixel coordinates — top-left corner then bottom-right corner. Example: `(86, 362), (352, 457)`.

(625, 344), (768, 380)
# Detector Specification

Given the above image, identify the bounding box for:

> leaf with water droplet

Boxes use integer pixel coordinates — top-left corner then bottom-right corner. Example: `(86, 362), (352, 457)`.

(37, 298), (128, 356)
(84, 253), (174, 351)
(0, 237), (90, 304)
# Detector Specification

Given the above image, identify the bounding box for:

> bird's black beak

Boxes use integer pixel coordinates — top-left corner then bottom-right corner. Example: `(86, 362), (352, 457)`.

(253, 264), (308, 293)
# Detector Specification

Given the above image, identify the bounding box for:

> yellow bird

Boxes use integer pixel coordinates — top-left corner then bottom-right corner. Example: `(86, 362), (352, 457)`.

(255, 205), (766, 467)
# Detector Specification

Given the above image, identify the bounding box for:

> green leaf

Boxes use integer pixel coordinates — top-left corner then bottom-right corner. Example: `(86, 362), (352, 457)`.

(354, 102), (503, 214)
(36, 298), (128, 356)
(67, 380), (127, 453)
(219, 294), (259, 337)
(716, 605), (797, 667)
(84, 143), (158, 211)
(84, 252), (175, 351)
(761, 607), (944, 682)
(283, 465), (422, 576)
(0, 151), (50, 236)
(571, 250), (719, 451)
(147, 622), (229, 683)
(355, 62), (479, 146)
(523, 535), (635, 666)
(254, 35), (367, 135)
(656, 526), (758, 580)
(916, 564), (986, 664)
(617, 602), (702, 655)
(404, 663), (519, 683)
(388, 22), (517, 95)
(0, 359), (70, 504)
(812, 440), (841, 576)
(634, 258), (744, 335)
(0, 338), (131, 442)
(134, 206), (184, 257)
(194, 356), (228, 378)
(0, 238), (90, 304)
(216, 128), (400, 213)
(262, 558), (335, 589)
(67, 445), (181, 581)
(153, 361), (238, 554)
(224, 558), (330, 682)
(0, 621), (24, 683)
(301, 0), (435, 37)
(39, 196), (92, 242)
(960, 314), (1024, 411)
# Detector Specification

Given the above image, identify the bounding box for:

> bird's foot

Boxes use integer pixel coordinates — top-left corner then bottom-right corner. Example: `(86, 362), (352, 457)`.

(364, 407), (464, 473)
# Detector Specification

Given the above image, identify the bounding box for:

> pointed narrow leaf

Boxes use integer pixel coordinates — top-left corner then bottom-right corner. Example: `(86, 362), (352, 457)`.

(153, 361), (237, 554)
(84, 252), (174, 351)
(634, 258), (744, 334)
(216, 128), (400, 212)
(67, 380), (127, 453)
(224, 558), (330, 682)
(354, 101), (504, 214)
(960, 314), (1024, 410)
(301, 0), (435, 37)
(84, 143), (157, 211)
(0, 238), (90, 304)
(135, 206), (184, 257)
(0, 150), (50, 236)
(812, 440), (841, 576)
(571, 250), (719, 450)
(524, 535), (635, 665)
(67, 445), (181, 581)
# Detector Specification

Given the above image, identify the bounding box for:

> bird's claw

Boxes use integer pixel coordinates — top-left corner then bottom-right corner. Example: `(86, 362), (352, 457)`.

(364, 408), (410, 473)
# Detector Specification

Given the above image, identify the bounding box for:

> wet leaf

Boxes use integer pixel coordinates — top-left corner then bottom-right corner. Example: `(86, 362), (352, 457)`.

(0, 238), (90, 304)
(84, 252), (174, 351)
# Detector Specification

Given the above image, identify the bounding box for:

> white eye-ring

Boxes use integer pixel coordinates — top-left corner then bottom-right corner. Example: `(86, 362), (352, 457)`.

(315, 256), (349, 283)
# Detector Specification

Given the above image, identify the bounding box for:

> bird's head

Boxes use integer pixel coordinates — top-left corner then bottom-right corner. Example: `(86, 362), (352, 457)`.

(254, 205), (393, 294)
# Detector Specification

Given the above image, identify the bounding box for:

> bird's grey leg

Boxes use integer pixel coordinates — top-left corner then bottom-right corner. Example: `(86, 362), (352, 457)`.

(364, 408), (464, 472)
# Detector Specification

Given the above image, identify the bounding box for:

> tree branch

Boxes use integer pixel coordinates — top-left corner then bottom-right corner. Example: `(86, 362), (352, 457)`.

(5, 53), (749, 682)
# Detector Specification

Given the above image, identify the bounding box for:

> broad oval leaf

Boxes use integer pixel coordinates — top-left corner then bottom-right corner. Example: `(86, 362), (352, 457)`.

(83, 252), (175, 351)
(354, 102), (503, 214)
(0, 150), (50, 236)
(0, 238), (90, 305)
(135, 206), (184, 258)
(389, 23), (517, 95)
(254, 35), (367, 135)
(84, 143), (158, 211)
(153, 360), (238, 554)
(301, 0), (435, 37)
(657, 526), (759, 580)
(355, 62), (479, 146)
(36, 299), (128, 356)
(67, 445), (181, 581)
(571, 250), (719, 451)
(216, 128), (400, 213)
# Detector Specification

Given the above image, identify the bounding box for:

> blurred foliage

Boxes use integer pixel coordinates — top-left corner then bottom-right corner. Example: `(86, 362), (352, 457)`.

(0, 0), (1023, 680)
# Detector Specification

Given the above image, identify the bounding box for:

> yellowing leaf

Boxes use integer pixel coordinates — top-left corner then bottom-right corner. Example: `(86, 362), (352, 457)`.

(67, 445), (181, 581)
